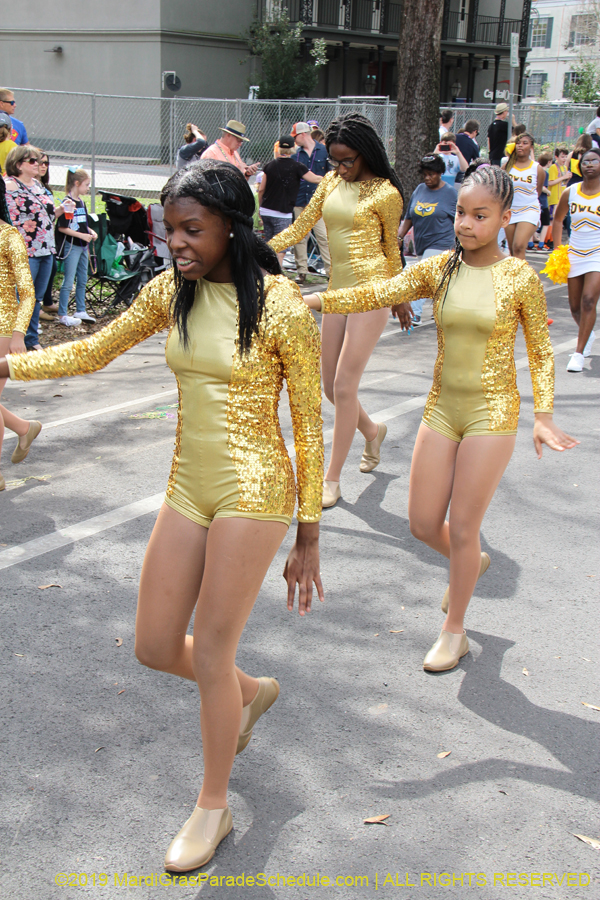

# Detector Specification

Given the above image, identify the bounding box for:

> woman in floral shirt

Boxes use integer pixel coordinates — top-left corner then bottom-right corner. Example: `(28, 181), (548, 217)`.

(5, 145), (62, 350)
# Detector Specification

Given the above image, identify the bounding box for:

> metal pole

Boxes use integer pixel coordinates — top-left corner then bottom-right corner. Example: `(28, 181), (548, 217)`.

(508, 66), (514, 135)
(90, 93), (96, 213)
(509, 33), (519, 139)
(170, 98), (174, 174)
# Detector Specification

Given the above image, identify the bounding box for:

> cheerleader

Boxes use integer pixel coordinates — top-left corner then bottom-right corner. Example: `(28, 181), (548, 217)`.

(503, 133), (545, 259)
(551, 147), (600, 372)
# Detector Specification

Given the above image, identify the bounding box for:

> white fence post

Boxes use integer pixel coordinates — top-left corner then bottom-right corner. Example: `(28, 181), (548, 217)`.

(90, 93), (96, 213)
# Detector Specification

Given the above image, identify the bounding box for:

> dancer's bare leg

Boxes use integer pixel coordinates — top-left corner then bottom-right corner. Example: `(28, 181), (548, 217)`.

(568, 272), (600, 354)
(135, 505), (287, 809)
(504, 222), (537, 258)
(408, 424), (515, 633)
(322, 307), (389, 482)
(0, 336), (30, 463)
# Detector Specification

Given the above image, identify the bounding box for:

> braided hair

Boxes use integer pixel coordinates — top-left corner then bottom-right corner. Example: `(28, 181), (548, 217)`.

(504, 131), (535, 174)
(160, 160), (280, 353)
(325, 113), (404, 204)
(434, 161), (514, 300)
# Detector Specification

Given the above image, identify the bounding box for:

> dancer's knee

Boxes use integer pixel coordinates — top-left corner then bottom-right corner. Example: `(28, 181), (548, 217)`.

(409, 514), (440, 544)
(332, 373), (357, 406)
(135, 634), (182, 672)
(581, 293), (598, 314)
(448, 518), (478, 549)
(192, 632), (234, 685)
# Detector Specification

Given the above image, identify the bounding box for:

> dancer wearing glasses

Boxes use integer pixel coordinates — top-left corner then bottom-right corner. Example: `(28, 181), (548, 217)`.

(270, 113), (407, 508)
(304, 162), (577, 672)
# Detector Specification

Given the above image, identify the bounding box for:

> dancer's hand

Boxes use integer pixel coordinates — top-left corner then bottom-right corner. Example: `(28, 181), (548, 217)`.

(533, 413), (579, 459)
(392, 302), (413, 331)
(283, 522), (324, 616)
(302, 293), (323, 311)
(9, 331), (26, 355)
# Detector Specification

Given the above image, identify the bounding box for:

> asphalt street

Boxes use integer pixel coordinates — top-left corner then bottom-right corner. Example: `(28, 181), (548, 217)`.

(0, 258), (598, 900)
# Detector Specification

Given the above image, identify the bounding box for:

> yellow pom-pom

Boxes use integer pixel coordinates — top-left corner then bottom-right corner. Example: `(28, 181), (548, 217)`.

(541, 244), (570, 284)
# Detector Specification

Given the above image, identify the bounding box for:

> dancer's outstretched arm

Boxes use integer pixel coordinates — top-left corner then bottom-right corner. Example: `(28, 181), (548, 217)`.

(1, 270), (172, 382)
(269, 172), (337, 253)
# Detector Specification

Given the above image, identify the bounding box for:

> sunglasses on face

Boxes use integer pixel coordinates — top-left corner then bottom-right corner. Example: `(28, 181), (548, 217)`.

(3, 100), (16, 106)
(39, 160), (48, 166)
(27, 158), (40, 165)
(328, 156), (359, 169)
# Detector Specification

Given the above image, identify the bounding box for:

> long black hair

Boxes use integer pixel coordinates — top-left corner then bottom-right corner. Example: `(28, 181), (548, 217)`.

(434, 161), (514, 300)
(325, 113), (405, 204)
(160, 160), (281, 353)
(0, 174), (11, 224)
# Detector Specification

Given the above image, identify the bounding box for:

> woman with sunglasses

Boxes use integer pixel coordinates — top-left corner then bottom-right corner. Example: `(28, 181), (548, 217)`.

(35, 151), (60, 321)
(4, 145), (63, 351)
(270, 113), (405, 508)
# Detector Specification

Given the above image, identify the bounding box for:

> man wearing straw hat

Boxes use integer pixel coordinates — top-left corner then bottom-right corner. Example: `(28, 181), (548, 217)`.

(201, 119), (259, 179)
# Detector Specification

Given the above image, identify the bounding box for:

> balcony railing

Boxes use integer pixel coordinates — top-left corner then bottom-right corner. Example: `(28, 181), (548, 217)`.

(443, 10), (522, 46)
(265, 1), (520, 45)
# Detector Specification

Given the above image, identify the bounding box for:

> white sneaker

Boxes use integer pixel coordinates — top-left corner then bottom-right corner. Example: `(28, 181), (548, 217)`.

(58, 315), (82, 327)
(583, 331), (595, 358)
(566, 352), (585, 372)
(77, 311), (96, 324)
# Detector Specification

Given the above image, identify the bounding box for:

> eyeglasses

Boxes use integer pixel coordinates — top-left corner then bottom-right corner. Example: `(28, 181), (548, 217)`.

(39, 160), (49, 166)
(3, 100), (16, 106)
(26, 158), (40, 165)
(328, 156), (359, 169)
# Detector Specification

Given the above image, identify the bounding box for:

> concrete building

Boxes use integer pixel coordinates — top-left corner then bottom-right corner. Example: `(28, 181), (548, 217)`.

(0, 1), (256, 99)
(524, 0), (598, 101)
(0, 0), (533, 103)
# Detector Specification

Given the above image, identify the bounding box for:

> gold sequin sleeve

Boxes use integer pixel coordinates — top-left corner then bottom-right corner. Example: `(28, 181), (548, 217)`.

(378, 184), (403, 277)
(0, 225), (36, 336)
(266, 279), (324, 522)
(7, 269), (173, 382)
(517, 265), (554, 413)
(269, 172), (338, 253)
(319, 252), (448, 314)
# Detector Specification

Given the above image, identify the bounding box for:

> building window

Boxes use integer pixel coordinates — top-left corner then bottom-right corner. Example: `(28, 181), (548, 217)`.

(530, 17), (553, 49)
(563, 71), (579, 97)
(568, 14), (596, 48)
(526, 73), (548, 98)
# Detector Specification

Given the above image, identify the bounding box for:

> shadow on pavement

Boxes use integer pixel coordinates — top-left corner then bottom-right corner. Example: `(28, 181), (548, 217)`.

(371, 630), (600, 804)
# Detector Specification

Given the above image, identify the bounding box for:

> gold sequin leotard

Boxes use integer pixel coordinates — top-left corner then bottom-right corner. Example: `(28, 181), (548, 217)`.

(0, 221), (36, 337)
(317, 254), (554, 439)
(7, 270), (324, 525)
(269, 171), (403, 290)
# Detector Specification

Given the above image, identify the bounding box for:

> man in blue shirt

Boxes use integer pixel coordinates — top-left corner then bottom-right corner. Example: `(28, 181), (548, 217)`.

(0, 88), (28, 145)
(291, 121), (331, 284)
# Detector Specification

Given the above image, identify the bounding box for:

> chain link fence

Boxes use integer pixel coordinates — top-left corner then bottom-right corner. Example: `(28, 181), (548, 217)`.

(13, 88), (596, 207)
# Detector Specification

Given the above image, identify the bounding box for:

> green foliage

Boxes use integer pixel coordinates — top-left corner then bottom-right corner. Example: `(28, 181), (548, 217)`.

(565, 59), (600, 103)
(247, 2), (327, 100)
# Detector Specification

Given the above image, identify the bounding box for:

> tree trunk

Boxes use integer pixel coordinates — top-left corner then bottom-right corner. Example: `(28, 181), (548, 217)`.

(395, 0), (444, 205)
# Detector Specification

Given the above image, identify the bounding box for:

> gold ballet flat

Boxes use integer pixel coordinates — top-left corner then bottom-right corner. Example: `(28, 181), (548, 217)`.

(322, 480), (341, 508)
(360, 423), (387, 473)
(11, 421), (42, 464)
(423, 629), (469, 672)
(237, 676), (280, 755)
(164, 806), (232, 872)
(441, 552), (490, 614)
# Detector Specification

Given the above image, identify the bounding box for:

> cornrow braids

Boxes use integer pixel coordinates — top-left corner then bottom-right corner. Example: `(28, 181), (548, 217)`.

(504, 131), (535, 173)
(325, 113), (404, 204)
(160, 160), (281, 354)
(433, 162), (513, 302)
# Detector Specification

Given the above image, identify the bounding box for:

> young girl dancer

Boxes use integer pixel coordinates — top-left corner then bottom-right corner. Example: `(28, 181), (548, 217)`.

(551, 148), (600, 372)
(56, 167), (98, 326)
(305, 163), (577, 672)
(0, 181), (40, 488)
(503, 133), (545, 258)
(0, 160), (324, 869)
(270, 113), (404, 508)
